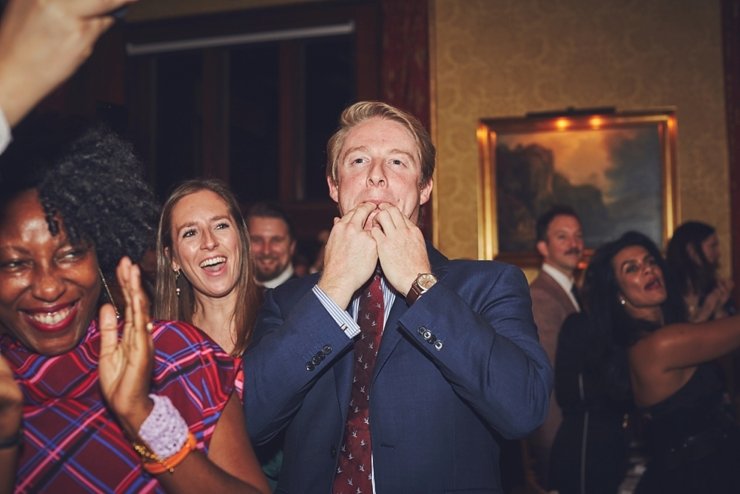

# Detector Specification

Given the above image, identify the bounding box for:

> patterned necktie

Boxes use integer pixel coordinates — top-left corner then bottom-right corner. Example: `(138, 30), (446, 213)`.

(333, 273), (384, 494)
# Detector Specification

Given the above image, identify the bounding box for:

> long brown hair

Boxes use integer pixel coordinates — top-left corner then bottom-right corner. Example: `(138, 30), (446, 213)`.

(154, 178), (260, 355)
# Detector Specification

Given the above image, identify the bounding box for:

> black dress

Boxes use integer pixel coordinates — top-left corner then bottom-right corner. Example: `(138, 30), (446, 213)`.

(549, 312), (632, 494)
(635, 362), (740, 494)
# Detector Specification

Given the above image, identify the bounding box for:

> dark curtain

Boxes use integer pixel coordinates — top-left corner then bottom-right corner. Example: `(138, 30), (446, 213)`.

(380, 0), (432, 235)
(380, 0), (430, 130)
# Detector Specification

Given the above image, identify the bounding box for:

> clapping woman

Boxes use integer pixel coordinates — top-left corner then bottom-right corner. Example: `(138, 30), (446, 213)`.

(666, 221), (735, 322)
(0, 123), (269, 493)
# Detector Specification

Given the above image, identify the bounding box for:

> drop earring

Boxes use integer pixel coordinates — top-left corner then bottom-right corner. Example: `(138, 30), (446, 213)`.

(175, 269), (181, 297)
(99, 267), (121, 318)
(618, 295), (626, 306)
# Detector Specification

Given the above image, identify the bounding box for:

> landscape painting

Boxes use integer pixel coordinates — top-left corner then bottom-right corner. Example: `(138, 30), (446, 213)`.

(477, 110), (677, 266)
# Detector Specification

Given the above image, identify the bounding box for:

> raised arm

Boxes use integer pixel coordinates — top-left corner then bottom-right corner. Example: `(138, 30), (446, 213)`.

(632, 314), (740, 372)
(0, 0), (137, 127)
(99, 257), (269, 494)
(629, 314), (740, 406)
(373, 204), (551, 438)
(396, 261), (553, 438)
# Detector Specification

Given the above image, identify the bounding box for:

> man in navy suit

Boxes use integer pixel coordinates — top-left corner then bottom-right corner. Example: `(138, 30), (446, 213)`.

(243, 101), (552, 493)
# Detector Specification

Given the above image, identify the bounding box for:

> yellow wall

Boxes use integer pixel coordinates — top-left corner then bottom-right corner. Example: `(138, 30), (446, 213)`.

(430, 0), (729, 275)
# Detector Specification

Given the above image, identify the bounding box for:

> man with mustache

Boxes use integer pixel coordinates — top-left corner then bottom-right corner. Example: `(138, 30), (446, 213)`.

(527, 205), (585, 490)
(243, 101), (551, 493)
(247, 202), (298, 289)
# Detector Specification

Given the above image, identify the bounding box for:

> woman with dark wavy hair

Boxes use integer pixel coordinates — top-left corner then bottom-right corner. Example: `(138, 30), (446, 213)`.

(0, 121), (268, 493)
(580, 231), (740, 493)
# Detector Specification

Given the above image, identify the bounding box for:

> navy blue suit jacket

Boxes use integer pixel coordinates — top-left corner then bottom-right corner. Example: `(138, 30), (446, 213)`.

(244, 246), (552, 493)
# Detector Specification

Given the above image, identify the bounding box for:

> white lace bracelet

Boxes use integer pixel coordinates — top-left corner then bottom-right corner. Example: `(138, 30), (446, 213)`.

(138, 394), (189, 459)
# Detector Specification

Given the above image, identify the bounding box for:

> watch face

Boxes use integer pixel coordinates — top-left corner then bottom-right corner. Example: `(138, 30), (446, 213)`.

(417, 273), (437, 290)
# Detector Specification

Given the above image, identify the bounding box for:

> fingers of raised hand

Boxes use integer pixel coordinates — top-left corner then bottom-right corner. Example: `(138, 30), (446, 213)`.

(343, 202), (376, 228)
(114, 257), (152, 350)
(115, 258), (136, 347)
(66, 0), (135, 18)
(129, 264), (153, 347)
(376, 203), (408, 226)
(374, 219), (429, 291)
(98, 303), (119, 353)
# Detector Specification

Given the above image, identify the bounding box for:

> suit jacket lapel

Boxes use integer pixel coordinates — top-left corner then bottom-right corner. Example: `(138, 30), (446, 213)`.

(372, 295), (407, 381)
(372, 244), (450, 382)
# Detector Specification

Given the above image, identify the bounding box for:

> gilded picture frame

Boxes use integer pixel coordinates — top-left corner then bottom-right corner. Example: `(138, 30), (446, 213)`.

(477, 109), (678, 268)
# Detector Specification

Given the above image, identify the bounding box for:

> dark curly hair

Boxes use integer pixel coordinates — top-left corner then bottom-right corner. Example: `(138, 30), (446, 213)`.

(0, 117), (158, 280)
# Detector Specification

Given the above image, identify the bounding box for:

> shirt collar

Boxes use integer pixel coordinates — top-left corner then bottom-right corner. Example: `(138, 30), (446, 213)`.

(261, 264), (294, 289)
(541, 262), (574, 292)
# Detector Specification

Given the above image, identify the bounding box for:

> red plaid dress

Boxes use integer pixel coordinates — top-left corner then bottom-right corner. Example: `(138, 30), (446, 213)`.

(1, 319), (240, 493)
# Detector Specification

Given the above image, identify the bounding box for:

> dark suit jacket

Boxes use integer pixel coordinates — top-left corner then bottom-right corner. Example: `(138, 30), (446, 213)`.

(244, 246), (552, 493)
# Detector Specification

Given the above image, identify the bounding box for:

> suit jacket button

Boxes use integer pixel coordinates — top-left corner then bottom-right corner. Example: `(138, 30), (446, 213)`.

(306, 362), (315, 371)
(322, 345), (333, 355)
(418, 326), (427, 336)
(312, 355), (322, 365)
(422, 329), (432, 341)
(434, 340), (444, 351)
(428, 334), (437, 344)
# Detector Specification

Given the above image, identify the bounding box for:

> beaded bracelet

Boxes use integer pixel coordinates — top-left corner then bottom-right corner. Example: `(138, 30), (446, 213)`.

(0, 429), (21, 449)
(134, 432), (196, 475)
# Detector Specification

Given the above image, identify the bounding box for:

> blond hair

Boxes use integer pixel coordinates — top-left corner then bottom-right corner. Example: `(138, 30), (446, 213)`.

(325, 101), (435, 187)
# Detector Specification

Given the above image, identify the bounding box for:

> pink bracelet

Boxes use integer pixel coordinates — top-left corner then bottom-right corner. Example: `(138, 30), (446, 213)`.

(138, 394), (190, 459)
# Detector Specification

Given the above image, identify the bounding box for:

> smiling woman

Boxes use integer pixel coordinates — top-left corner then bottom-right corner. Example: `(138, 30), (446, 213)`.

(0, 188), (100, 356)
(0, 121), (269, 494)
(154, 179), (261, 357)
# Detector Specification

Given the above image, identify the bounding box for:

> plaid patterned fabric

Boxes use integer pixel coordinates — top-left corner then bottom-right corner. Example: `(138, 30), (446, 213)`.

(1, 319), (240, 493)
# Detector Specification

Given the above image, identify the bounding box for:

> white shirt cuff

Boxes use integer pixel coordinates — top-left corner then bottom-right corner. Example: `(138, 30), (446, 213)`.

(311, 284), (360, 339)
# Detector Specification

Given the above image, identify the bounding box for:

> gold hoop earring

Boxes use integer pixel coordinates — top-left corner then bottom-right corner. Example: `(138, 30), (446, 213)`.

(99, 268), (120, 318)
